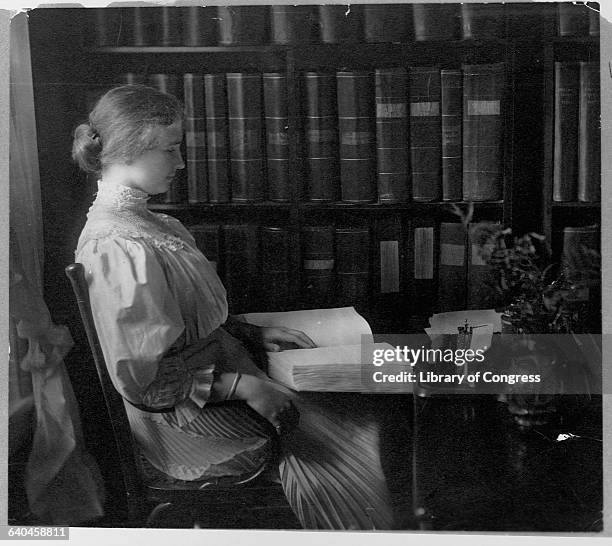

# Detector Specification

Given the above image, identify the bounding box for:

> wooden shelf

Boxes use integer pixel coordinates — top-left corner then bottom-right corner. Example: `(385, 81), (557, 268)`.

(298, 201), (504, 212)
(149, 201), (292, 211)
(552, 201), (601, 208)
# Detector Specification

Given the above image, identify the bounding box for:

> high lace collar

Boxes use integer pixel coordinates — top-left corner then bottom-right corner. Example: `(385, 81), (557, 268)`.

(93, 179), (151, 212)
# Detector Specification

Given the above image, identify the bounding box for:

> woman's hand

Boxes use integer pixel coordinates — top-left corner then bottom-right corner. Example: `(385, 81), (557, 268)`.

(237, 375), (299, 433)
(260, 326), (316, 352)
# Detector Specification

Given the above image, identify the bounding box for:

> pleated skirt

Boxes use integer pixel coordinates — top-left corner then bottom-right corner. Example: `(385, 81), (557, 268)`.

(126, 393), (394, 530)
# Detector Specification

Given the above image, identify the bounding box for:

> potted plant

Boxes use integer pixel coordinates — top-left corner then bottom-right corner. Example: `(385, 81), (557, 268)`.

(451, 204), (601, 429)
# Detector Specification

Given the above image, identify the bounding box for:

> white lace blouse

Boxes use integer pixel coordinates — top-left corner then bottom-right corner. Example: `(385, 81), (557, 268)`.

(76, 179), (229, 428)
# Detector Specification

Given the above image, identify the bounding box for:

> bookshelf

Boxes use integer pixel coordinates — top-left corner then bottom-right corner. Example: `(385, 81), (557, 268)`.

(27, 3), (601, 335)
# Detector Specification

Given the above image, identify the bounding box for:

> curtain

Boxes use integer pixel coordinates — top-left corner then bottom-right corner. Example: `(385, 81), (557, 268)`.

(9, 11), (105, 525)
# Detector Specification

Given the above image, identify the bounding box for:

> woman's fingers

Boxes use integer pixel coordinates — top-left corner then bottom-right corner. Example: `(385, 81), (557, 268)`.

(277, 328), (316, 349)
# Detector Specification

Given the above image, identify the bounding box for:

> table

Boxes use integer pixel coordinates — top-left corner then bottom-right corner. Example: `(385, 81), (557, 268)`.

(365, 392), (602, 531)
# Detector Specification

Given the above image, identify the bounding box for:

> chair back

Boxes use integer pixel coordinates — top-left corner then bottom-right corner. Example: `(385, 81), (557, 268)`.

(65, 263), (144, 510)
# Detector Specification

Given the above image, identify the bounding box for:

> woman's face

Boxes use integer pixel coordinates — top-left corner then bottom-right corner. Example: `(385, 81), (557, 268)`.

(120, 120), (185, 195)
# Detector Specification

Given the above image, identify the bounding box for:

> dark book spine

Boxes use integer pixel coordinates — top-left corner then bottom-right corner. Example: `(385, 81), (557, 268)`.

(467, 222), (500, 310)
(337, 71), (376, 203)
(222, 224), (259, 313)
(263, 73), (290, 202)
(441, 69), (463, 201)
(184, 74), (208, 204)
(270, 5), (319, 44)
(409, 67), (442, 202)
(335, 227), (371, 310)
(204, 74), (231, 203)
(462, 63), (505, 201)
(148, 74), (187, 204)
(553, 62), (579, 202)
(301, 226), (335, 308)
(412, 4), (458, 41)
(375, 216), (404, 295)
(304, 72), (339, 202)
(588, 3), (600, 36)
(217, 6), (269, 46)
(557, 2), (590, 36)
(260, 226), (291, 311)
(438, 222), (467, 312)
(187, 224), (221, 273)
(161, 7), (181, 46)
(318, 5), (363, 44)
(227, 73), (264, 202)
(460, 4), (505, 40)
(562, 224), (599, 272)
(182, 6), (217, 46)
(375, 68), (409, 203)
(133, 7), (157, 46)
(363, 4), (412, 43)
(117, 72), (146, 86)
(578, 62), (600, 202)
(408, 219), (438, 316)
(92, 7), (131, 47)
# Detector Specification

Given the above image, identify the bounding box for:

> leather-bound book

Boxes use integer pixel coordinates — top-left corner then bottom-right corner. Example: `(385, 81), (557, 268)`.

(460, 3), (506, 40)
(303, 72), (339, 202)
(363, 4), (412, 43)
(588, 3), (600, 36)
(222, 224), (260, 313)
(182, 6), (217, 46)
(160, 7), (181, 46)
(187, 224), (221, 273)
(318, 5), (363, 44)
(438, 222), (467, 312)
(335, 227), (370, 310)
(133, 7), (158, 46)
(204, 74), (230, 203)
(91, 7), (132, 47)
(577, 62), (600, 202)
(337, 71), (376, 203)
(270, 5), (319, 44)
(462, 63), (504, 201)
(217, 6), (269, 45)
(553, 62), (580, 202)
(441, 69), (463, 201)
(184, 73), (208, 203)
(409, 66), (442, 201)
(148, 74), (187, 204)
(260, 226), (291, 311)
(301, 226), (335, 308)
(226, 73), (265, 202)
(467, 222), (500, 309)
(557, 2), (590, 36)
(408, 218), (438, 316)
(562, 224), (599, 273)
(117, 73), (146, 86)
(374, 215), (404, 296)
(412, 4), (458, 41)
(375, 68), (409, 203)
(263, 73), (290, 202)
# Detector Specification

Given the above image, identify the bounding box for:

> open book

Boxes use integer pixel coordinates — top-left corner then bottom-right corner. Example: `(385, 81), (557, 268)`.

(241, 307), (398, 392)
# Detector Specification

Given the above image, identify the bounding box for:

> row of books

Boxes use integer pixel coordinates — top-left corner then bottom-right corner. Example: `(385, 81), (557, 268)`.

(129, 64), (504, 204)
(90, 4), (599, 48)
(552, 61), (600, 203)
(187, 221), (600, 316)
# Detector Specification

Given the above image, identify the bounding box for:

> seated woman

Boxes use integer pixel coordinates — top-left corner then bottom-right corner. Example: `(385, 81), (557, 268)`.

(72, 84), (393, 530)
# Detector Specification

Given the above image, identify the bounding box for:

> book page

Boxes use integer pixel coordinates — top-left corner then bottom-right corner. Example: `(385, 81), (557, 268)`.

(267, 342), (399, 392)
(240, 306), (373, 347)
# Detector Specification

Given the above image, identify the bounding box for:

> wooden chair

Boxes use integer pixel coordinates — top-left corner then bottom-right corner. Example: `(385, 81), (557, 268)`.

(65, 263), (299, 529)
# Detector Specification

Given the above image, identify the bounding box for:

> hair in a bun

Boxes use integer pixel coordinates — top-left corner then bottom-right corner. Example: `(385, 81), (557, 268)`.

(71, 123), (103, 173)
(71, 84), (184, 174)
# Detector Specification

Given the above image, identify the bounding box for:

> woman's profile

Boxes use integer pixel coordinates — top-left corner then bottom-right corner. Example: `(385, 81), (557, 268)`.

(72, 84), (393, 530)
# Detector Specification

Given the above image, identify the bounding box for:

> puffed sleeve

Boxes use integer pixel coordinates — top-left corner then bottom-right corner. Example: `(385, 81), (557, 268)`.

(77, 236), (217, 411)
